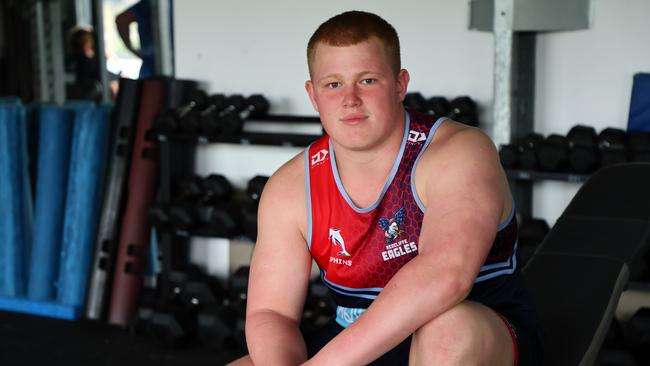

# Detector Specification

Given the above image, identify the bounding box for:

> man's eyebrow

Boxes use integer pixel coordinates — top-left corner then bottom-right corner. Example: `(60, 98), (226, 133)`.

(317, 71), (380, 83)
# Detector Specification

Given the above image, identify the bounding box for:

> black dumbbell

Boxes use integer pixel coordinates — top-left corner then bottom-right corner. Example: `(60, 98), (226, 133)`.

(180, 94), (228, 136)
(423, 96), (450, 118)
(447, 96), (479, 127)
(167, 174), (234, 231)
(599, 127), (629, 167)
(566, 125), (600, 174)
(219, 94), (271, 137)
(197, 94), (228, 137)
(152, 90), (207, 136)
(148, 203), (170, 228)
(201, 202), (243, 238)
(518, 133), (544, 170)
(537, 134), (570, 172)
(229, 266), (250, 303)
(202, 174), (234, 204)
(247, 175), (269, 202)
(241, 202), (258, 241)
(403, 92), (426, 112)
(499, 145), (520, 168)
(143, 267), (201, 348)
(196, 303), (242, 350)
(628, 132), (650, 162)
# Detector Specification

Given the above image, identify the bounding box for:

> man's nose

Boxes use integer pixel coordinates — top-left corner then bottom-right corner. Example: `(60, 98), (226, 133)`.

(342, 85), (361, 107)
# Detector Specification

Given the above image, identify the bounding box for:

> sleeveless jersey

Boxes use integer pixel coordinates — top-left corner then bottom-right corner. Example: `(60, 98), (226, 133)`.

(305, 112), (523, 327)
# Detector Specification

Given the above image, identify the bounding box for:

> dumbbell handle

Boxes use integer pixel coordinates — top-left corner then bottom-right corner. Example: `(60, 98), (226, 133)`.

(177, 100), (201, 118)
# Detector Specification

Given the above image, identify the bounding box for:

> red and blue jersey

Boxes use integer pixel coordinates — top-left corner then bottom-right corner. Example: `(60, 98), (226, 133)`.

(305, 112), (525, 327)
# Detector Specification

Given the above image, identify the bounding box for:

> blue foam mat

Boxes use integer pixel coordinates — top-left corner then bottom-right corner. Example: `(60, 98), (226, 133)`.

(0, 101), (33, 298)
(28, 105), (74, 301)
(0, 296), (82, 320)
(58, 103), (111, 307)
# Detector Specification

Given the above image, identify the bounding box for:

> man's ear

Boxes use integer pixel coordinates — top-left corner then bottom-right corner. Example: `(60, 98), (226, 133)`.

(305, 80), (319, 112)
(396, 69), (410, 101)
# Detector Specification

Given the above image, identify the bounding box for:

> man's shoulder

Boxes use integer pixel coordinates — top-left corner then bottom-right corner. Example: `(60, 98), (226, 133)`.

(418, 121), (498, 175)
(261, 150), (306, 206)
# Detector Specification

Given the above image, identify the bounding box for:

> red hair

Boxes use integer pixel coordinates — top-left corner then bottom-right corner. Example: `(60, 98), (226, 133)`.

(307, 11), (401, 77)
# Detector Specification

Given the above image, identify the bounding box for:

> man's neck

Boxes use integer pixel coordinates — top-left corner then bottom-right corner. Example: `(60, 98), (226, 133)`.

(331, 110), (406, 207)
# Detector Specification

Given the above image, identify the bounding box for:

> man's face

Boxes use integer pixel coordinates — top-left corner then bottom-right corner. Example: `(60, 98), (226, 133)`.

(305, 37), (409, 151)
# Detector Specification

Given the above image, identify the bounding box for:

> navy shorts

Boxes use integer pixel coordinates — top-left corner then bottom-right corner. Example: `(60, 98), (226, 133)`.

(303, 310), (543, 366)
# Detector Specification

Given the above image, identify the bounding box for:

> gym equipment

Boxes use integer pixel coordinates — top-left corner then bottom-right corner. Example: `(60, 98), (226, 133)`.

(566, 125), (600, 173)
(229, 266), (250, 303)
(525, 253), (628, 366)
(522, 163), (650, 365)
(219, 94), (270, 137)
(499, 132), (544, 170)
(109, 79), (166, 327)
(447, 96), (479, 127)
(27, 106), (73, 301)
(197, 94), (228, 137)
(202, 174), (234, 204)
(498, 144), (519, 168)
(627, 73), (650, 133)
(301, 279), (335, 334)
(241, 202), (258, 241)
(599, 127), (628, 167)
(166, 174), (236, 233)
(0, 99), (32, 298)
(246, 175), (269, 202)
(57, 103), (111, 307)
(403, 92), (426, 112)
(240, 175), (269, 241)
(424, 96), (450, 118)
(518, 133), (544, 170)
(628, 132), (650, 162)
(516, 217), (549, 266)
(199, 203), (242, 237)
(537, 134), (569, 172)
(86, 78), (142, 320)
(151, 89), (207, 136)
(562, 163), (650, 220)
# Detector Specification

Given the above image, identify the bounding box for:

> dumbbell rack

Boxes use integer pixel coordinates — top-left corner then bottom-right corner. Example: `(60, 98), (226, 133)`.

(153, 113), (323, 297)
(506, 168), (591, 219)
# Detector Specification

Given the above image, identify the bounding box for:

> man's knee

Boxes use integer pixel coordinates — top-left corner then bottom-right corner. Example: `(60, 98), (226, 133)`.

(410, 301), (514, 365)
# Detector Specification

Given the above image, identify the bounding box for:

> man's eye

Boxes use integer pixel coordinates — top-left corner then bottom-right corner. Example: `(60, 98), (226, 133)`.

(326, 82), (341, 88)
(360, 79), (376, 85)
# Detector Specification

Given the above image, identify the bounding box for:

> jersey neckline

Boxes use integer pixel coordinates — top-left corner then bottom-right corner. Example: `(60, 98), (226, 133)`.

(328, 113), (411, 213)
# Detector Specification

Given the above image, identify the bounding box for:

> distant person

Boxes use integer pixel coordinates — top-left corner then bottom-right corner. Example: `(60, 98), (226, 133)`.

(66, 26), (118, 100)
(115, 0), (155, 78)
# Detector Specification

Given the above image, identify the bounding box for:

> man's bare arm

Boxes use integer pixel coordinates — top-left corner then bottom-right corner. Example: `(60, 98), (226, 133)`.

(305, 126), (509, 365)
(115, 10), (140, 57)
(246, 153), (313, 366)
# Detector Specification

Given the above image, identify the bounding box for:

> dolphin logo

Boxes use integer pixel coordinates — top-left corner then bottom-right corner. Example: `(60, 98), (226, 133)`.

(328, 228), (351, 257)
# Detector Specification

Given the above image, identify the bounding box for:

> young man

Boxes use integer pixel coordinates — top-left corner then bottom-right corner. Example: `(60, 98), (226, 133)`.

(231, 11), (542, 366)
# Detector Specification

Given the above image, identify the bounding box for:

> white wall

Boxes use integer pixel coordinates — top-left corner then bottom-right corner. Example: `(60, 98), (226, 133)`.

(533, 0), (650, 222)
(173, 0), (650, 269)
(175, 0), (493, 117)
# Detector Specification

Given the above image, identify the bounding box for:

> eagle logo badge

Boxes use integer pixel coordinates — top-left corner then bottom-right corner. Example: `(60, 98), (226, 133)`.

(378, 207), (406, 243)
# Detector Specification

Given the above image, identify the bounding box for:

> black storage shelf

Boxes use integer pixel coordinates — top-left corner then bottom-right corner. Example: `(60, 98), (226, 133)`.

(506, 169), (590, 183)
(150, 114), (323, 147)
(158, 226), (252, 241)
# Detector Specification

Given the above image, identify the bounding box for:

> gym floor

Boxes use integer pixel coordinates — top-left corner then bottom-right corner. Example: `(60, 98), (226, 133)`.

(0, 310), (244, 365)
(0, 290), (648, 365)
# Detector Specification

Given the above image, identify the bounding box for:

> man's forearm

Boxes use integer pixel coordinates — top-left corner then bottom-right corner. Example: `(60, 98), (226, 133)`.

(305, 254), (472, 365)
(246, 310), (308, 366)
